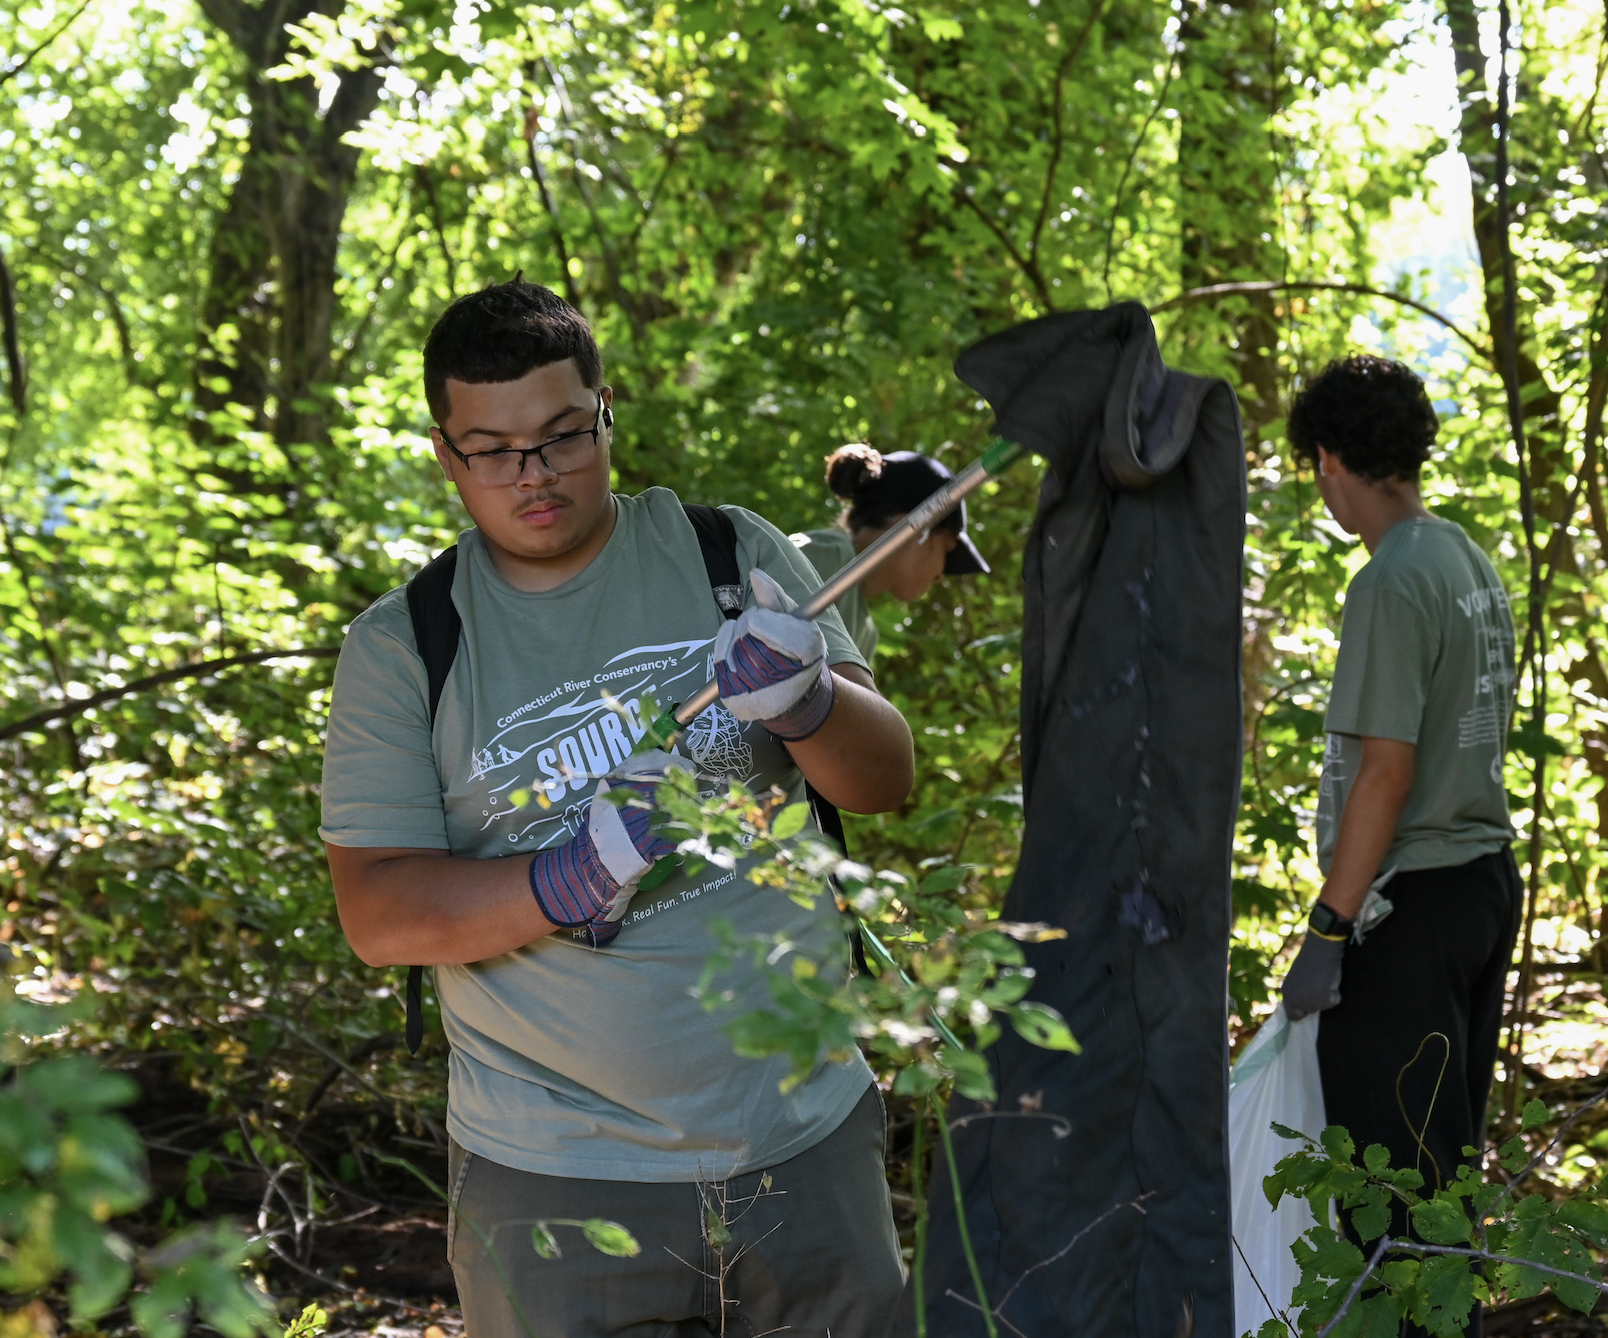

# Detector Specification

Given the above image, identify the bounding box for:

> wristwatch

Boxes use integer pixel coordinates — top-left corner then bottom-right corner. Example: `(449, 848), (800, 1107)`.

(1308, 902), (1355, 942)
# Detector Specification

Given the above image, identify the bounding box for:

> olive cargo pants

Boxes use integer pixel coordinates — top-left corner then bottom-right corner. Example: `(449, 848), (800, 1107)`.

(447, 1084), (904, 1337)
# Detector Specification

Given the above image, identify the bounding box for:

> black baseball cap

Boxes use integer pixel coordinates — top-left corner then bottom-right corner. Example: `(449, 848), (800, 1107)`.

(855, 451), (989, 575)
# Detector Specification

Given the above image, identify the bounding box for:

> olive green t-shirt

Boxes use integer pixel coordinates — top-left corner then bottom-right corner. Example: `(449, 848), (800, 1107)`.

(1316, 515), (1516, 874)
(319, 489), (873, 1182)
(792, 527), (879, 664)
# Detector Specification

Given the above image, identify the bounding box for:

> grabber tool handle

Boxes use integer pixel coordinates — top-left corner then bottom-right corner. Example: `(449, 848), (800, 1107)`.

(637, 436), (1028, 755)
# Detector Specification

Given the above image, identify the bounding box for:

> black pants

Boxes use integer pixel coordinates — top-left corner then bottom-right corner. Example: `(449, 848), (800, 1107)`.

(1317, 847), (1522, 1338)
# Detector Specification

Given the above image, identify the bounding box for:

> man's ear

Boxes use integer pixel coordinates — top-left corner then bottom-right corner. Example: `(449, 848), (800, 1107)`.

(429, 428), (456, 480)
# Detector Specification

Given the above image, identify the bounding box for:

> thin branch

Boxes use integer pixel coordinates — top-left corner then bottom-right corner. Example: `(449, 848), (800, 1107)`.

(1390, 1241), (1608, 1297)
(0, 646), (339, 741)
(414, 164), (459, 295)
(0, 242), (26, 413)
(1494, 0), (1546, 1135)
(938, 169), (1052, 311)
(948, 1108), (1071, 1139)
(16, 235), (149, 391)
(334, 182), (416, 384)
(521, 96), (582, 308)
(1103, 56), (1177, 302)
(1151, 281), (1490, 362)
(0, 0), (94, 89)
(1315, 1235), (1393, 1338)
(1028, 0), (1113, 274)
(993, 1193), (1153, 1319)
(0, 510), (78, 766)
(1233, 1233), (1295, 1334)
(1489, 1080), (1608, 1219)
(542, 65), (640, 341)
(1315, 1232), (1608, 1338)
(944, 1291), (1028, 1338)
(937, 1096), (998, 1338)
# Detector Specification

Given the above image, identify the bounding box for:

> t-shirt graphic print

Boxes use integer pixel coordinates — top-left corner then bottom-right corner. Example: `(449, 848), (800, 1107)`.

(319, 488), (873, 1182)
(465, 642), (754, 856)
(1316, 515), (1516, 875)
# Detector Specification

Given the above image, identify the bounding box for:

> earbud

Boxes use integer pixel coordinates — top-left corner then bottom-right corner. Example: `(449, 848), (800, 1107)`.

(1317, 457), (1327, 477)
(603, 404), (614, 430)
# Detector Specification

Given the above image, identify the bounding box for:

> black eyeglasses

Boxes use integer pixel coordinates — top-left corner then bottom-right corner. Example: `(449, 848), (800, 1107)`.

(438, 399), (607, 485)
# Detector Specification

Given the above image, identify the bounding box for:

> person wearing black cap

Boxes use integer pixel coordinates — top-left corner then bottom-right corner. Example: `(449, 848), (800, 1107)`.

(791, 443), (990, 664)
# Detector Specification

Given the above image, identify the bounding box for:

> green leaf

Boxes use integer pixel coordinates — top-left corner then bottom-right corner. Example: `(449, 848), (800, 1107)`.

(942, 1046), (996, 1102)
(770, 802), (810, 840)
(1008, 1001), (1080, 1052)
(531, 1224), (561, 1259)
(1320, 1126), (1356, 1163)
(893, 1062), (941, 1097)
(1555, 1196), (1608, 1246)
(582, 1218), (642, 1257)
(1349, 1190), (1392, 1243)
(918, 865), (969, 894)
(1410, 1195), (1471, 1246)
(705, 1206), (732, 1248)
(284, 1304), (328, 1338)
(1521, 1099), (1550, 1131)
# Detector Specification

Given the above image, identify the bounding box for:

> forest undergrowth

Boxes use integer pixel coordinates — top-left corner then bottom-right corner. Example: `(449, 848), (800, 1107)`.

(7, 0), (1608, 1332)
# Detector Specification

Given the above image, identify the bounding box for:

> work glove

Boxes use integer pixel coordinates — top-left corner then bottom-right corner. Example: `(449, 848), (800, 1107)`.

(713, 568), (835, 741)
(528, 751), (690, 946)
(1282, 933), (1345, 1022)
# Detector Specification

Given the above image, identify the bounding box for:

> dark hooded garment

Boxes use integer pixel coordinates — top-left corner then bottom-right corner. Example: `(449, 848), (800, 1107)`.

(898, 303), (1247, 1338)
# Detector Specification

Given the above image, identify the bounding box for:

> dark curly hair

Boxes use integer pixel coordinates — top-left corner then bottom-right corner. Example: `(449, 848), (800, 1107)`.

(423, 275), (602, 425)
(1288, 355), (1438, 483)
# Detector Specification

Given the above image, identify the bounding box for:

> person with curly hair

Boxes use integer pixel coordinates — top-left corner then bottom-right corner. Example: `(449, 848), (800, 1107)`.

(1281, 355), (1520, 1325)
(789, 443), (990, 664)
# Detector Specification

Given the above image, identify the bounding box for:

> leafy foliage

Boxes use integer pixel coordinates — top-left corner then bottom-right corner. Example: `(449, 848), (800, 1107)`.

(3, 0), (1608, 1325)
(1257, 1103), (1608, 1337)
(0, 974), (275, 1335)
(653, 772), (1074, 1103)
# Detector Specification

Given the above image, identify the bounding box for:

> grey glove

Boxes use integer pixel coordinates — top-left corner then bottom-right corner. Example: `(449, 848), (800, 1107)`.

(1282, 933), (1345, 1022)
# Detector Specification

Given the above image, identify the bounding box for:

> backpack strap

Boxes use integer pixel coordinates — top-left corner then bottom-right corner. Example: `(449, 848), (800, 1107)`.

(406, 545), (462, 727)
(676, 504), (868, 975)
(681, 502), (745, 619)
(400, 545), (461, 1057)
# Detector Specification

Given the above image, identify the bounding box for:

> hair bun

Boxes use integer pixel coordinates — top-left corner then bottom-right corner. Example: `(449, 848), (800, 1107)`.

(825, 443), (883, 499)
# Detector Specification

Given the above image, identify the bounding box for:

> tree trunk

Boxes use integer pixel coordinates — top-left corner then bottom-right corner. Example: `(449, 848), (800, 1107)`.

(1443, 0), (1567, 520)
(192, 0), (382, 456)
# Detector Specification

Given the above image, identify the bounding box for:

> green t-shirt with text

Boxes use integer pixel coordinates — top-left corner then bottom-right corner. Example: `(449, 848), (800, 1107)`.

(792, 527), (879, 664)
(1316, 515), (1515, 874)
(319, 489), (872, 1183)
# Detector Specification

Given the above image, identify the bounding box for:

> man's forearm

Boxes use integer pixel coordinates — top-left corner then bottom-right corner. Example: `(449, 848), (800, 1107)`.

(1319, 737), (1415, 920)
(784, 665), (914, 814)
(327, 843), (558, 968)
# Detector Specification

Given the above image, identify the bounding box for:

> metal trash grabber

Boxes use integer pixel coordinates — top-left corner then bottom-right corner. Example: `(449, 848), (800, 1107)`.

(634, 436), (1029, 756)
(626, 436), (1028, 906)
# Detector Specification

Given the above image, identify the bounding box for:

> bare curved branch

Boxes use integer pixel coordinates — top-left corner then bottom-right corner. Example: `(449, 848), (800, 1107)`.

(0, 647), (340, 741)
(0, 0), (93, 88)
(1151, 280), (1491, 363)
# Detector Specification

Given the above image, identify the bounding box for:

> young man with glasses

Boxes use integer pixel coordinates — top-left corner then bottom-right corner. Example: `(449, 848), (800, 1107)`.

(319, 279), (914, 1336)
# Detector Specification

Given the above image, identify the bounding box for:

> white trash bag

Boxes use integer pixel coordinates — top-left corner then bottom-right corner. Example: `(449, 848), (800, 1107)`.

(1229, 1003), (1326, 1337)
